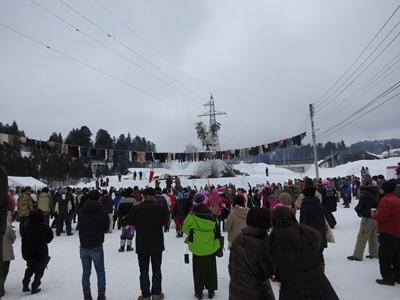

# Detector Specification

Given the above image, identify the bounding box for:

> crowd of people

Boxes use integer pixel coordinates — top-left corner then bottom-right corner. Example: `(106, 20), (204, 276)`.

(3, 168), (400, 299)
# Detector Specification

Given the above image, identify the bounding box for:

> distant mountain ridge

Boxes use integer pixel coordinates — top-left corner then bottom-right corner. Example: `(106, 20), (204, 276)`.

(349, 138), (400, 154)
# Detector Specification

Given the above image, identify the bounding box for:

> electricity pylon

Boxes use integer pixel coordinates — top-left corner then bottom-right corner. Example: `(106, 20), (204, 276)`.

(198, 94), (226, 151)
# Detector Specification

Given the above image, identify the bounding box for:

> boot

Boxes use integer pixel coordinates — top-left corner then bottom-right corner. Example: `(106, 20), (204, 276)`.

(22, 284), (30, 292)
(118, 240), (126, 252)
(152, 292), (165, 300)
(83, 288), (93, 300)
(97, 289), (106, 300)
(127, 240), (134, 251)
(31, 285), (41, 294)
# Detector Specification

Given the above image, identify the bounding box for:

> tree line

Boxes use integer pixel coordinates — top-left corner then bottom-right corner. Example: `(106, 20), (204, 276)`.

(0, 121), (156, 187)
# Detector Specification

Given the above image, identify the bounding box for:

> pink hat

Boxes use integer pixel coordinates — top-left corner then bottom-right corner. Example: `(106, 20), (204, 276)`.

(193, 194), (207, 206)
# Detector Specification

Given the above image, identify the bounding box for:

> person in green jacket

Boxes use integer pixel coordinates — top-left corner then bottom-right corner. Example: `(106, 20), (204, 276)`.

(183, 194), (221, 300)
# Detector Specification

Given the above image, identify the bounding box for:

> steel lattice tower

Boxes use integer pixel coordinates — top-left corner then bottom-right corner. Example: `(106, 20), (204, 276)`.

(198, 94), (226, 151)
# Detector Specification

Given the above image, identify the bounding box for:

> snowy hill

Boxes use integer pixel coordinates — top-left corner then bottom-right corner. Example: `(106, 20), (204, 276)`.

(75, 157), (400, 191)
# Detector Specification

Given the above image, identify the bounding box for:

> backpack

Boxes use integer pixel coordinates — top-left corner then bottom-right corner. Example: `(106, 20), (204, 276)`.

(210, 200), (218, 213)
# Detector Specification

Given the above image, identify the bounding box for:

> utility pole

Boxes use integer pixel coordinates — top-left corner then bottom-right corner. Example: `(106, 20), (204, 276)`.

(283, 148), (286, 167)
(198, 94), (226, 151)
(309, 104), (319, 179)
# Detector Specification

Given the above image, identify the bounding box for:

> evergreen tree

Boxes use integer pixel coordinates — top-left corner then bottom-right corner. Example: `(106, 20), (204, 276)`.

(48, 132), (63, 143)
(95, 129), (114, 149)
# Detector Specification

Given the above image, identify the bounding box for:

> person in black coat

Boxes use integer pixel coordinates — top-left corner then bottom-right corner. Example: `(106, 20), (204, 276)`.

(268, 207), (339, 300)
(53, 187), (75, 236)
(21, 209), (53, 294)
(78, 190), (110, 300)
(300, 186), (327, 266)
(125, 187), (169, 300)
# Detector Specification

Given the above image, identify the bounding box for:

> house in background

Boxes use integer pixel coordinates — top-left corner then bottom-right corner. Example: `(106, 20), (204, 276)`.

(276, 150), (381, 173)
(275, 159), (315, 173)
(319, 150), (380, 168)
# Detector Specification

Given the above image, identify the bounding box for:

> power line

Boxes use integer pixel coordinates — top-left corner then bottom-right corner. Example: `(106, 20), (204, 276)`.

(317, 90), (400, 140)
(316, 81), (400, 139)
(30, 0), (206, 106)
(316, 53), (400, 123)
(58, 0), (208, 105)
(93, 0), (212, 96)
(315, 22), (400, 113)
(314, 5), (400, 107)
(0, 22), (199, 116)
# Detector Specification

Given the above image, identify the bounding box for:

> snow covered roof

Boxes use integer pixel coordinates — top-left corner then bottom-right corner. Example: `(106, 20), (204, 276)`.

(8, 176), (47, 190)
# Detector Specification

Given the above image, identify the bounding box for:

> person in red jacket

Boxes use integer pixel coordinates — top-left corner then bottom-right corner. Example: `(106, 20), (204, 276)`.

(371, 180), (400, 286)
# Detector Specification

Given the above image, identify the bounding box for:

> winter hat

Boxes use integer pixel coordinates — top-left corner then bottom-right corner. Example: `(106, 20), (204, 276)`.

(302, 186), (316, 197)
(59, 187), (67, 194)
(380, 180), (396, 194)
(29, 209), (44, 224)
(142, 187), (156, 196)
(246, 207), (271, 231)
(212, 188), (218, 194)
(155, 187), (162, 194)
(233, 195), (245, 208)
(283, 182), (289, 188)
(88, 190), (101, 200)
(278, 192), (292, 205)
(177, 192), (183, 199)
(193, 194), (207, 206)
(304, 178), (315, 187)
(362, 174), (373, 185)
(322, 179), (330, 186)
(184, 193), (189, 199)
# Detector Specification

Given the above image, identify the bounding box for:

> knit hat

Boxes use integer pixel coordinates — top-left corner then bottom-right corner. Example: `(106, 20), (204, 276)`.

(212, 188), (218, 194)
(142, 187), (155, 196)
(29, 209), (44, 224)
(88, 190), (101, 200)
(302, 186), (316, 197)
(59, 187), (67, 194)
(184, 193), (189, 199)
(247, 207), (271, 230)
(283, 182), (289, 188)
(155, 187), (162, 194)
(278, 192), (292, 205)
(233, 195), (245, 207)
(193, 194), (207, 206)
(322, 179), (330, 186)
(362, 174), (373, 185)
(177, 192), (183, 199)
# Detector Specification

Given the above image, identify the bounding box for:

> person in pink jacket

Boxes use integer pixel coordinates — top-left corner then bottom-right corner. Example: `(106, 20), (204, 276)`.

(207, 188), (223, 216)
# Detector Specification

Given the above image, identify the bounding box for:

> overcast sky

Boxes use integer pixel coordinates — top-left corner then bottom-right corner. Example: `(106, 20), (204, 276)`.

(1, 0), (399, 152)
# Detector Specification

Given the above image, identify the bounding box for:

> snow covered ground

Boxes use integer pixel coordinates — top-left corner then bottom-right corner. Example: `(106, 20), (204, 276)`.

(3, 157), (400, 299)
